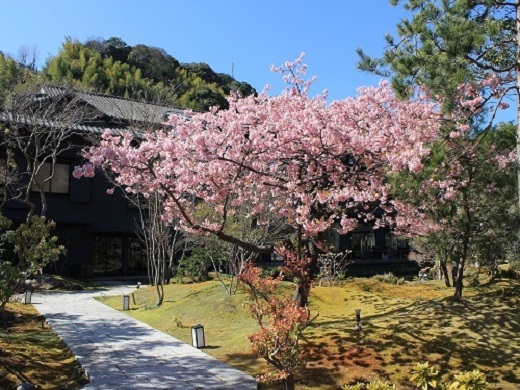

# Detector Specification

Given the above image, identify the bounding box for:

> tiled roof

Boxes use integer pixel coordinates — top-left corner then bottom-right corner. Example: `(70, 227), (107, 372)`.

(0, 87), (187, 137)
(0, 111), (144, 137)
(40, 86), (185, 124)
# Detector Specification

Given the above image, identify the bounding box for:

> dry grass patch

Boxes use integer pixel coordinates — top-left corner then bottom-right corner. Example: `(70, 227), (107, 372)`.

(0, 302), (87, 390)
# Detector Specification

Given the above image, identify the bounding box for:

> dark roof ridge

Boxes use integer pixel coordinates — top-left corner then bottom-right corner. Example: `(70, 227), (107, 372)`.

(40, 85), (185, 112)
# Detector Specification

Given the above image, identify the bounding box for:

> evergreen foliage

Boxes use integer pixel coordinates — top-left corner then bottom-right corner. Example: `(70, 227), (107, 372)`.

(357, 0), (519, 209)
(358, 0), (519, 299)
(0, 216), (64, 312)
(357, 0), (516, 105)
(43, 37), (256, 111)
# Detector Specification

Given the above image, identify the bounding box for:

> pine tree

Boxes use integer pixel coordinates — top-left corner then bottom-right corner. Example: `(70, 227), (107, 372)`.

(357, 0), (519, 208)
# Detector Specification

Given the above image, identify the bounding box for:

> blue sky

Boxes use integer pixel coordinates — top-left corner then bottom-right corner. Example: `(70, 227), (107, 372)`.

(0, 1), (515, 122)
(0, 1), (407, 97)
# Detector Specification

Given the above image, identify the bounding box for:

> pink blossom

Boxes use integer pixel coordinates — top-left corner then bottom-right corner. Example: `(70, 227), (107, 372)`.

(72, 166), (84, 179)
(76, 55), (448, 246)
(443, 187), (456, 201)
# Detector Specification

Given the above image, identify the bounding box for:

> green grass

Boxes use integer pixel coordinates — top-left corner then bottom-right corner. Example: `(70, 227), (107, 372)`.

(98, 280), (271, 375)
(97, 276), (520, 389)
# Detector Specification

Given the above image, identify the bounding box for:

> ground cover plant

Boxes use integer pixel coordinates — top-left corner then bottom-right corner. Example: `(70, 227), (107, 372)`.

(97, 275), (520, 389)
(0, 302), (87, 389)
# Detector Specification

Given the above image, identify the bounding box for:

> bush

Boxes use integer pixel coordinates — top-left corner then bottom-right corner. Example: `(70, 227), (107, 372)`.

(343, 362), (487, 390)
(449, 370), (487, 390)
(261, 266), (280, 278)
(410, 361), (439, 389)
(505, 235), (520, 272)
(0, 216), (64, 312)
(509, 257), (520, 272)
(176, 248), (212, 283)
(466, 271), (480, 287)
(372, 272), (405, 285)
(343, 382), (396, 390)
(0, 261), (22, 312)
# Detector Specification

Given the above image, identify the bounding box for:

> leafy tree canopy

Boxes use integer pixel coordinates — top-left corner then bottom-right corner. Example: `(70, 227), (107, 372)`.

(42, 37), (256, 111)
(357, 0), (516, 106)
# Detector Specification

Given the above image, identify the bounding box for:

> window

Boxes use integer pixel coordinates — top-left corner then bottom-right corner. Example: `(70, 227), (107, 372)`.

(32, 162), (69, 193)
(92, 236), (123, 276)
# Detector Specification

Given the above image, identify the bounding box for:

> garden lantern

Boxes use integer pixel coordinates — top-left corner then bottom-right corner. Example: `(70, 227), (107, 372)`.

(122, 294), (130, 310)
(16, 383), (37, 390)
(24, 290), (32, 304)
(354, 309), (362, 331)
(191, 324), (205, 348)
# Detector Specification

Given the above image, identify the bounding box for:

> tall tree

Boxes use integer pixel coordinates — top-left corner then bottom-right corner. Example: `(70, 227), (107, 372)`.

(357, 0), (519, 207)
(128, 44), (179, 83)
(74, 54), (444, 300)
(0, 52), (28, 106)
(2, 83), (92, 220)
(134, 191), (176, 306)
(391, 119), (517, 299)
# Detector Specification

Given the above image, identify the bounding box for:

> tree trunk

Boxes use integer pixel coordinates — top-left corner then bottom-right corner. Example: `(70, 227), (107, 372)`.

(40, 190), (48, 218)
(290, 224), (310, 307)
(453, 263), (464, 301)
(147, 251), (153, 286)
(282, 375), (295, 390)
(292, 283), (307, 307)
(155, 283), (164, 307)
(517, 0), (520, 211)
(439, 260), (451, 287)
(453, 235), (469, 301)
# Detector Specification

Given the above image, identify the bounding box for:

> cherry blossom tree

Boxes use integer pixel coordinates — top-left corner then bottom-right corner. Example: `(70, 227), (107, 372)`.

(74, 54), (444, 272)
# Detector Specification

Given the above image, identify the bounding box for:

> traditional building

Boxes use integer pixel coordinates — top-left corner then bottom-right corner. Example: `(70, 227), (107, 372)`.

(0, 87), (183, 278)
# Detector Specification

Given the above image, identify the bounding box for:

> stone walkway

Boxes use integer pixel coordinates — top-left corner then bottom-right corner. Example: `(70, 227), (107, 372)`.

(31, 284), (257, 389)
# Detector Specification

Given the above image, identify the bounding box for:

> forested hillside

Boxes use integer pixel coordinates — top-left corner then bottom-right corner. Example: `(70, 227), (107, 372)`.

(3, 37), (256, 111)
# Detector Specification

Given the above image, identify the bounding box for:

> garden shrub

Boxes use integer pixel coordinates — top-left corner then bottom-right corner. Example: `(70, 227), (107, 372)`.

(0, 216), (64, 312)
(498, 267), (520, 280)
(505, 235), (520, 272)
(343, 381), (396, 390)
(261, 266), (280, 278)
(372, 272), (405, 285)
(342, 362), (487, 390)
(449, 370), (487, 390)
(410, 361), (439, 389)
(176, 247), (212, 283)
(0, 261), (22, 312)
(508, 256), (520, 273)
